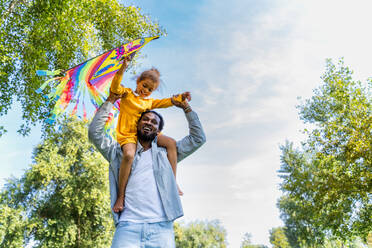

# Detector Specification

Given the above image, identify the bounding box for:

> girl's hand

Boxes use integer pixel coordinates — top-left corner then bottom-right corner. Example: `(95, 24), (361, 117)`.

(122, 55), (132, 68)
(107, 91), (127, 104)
(120, 53), (134, 68)
(171, 92), (192, 113)
(181, 91), (191, 102)
(171, 91), (191, 104)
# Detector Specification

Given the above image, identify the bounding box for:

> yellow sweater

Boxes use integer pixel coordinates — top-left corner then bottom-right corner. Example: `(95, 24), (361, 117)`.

(111, 84), (177, 145)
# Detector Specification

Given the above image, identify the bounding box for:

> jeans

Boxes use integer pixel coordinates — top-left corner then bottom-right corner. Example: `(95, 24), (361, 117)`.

(111, 221), (175, 248)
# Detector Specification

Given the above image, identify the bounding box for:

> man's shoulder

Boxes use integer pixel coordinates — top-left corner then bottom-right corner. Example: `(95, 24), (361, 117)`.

(150, 144), (167, 156)
(157, 146), (167, 153)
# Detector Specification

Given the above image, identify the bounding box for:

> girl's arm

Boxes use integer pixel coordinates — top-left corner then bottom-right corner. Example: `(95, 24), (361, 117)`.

(151, 92), (191, 109)
(110, 56), (131, 95)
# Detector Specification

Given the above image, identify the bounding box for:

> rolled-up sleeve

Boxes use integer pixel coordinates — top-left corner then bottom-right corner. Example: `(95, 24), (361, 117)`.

(88, 102), (119, 161)
(176, 111), (206, 162)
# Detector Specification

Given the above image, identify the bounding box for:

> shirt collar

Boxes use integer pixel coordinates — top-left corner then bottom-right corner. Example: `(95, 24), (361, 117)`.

(136, 141), (144, 155)
(136, 137), (158, 155)
(133, 90), (139, 97)
(132, 90), (150, 99)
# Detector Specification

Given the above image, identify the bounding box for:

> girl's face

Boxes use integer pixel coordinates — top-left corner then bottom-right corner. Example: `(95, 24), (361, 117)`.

(136, 78), (159, 97)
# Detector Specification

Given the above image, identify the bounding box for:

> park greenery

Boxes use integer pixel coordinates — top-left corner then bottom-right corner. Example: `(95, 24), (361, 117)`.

(269, 227), (290, 248)
(1, 0), (371, 247)
(0, 117), (260, 248)
(0, 118), (113, 247)
(0, 0), (163, 137)
(1, 116), (368, 247)
(175, 220), (227, 248)
(278, 59), (371, 247)
(240, 233), (268, 248)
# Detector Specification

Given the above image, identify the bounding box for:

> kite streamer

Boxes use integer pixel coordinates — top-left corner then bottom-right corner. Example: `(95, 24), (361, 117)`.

(36, 36), (159, 136)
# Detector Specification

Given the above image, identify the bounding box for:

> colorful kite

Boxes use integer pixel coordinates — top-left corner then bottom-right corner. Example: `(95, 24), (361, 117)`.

(36, 36), (159, 137)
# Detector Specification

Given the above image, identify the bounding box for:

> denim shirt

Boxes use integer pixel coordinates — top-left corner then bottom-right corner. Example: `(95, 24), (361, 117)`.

(88, 102), (206, 226)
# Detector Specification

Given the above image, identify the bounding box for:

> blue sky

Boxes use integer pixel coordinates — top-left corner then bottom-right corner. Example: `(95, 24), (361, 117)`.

(2, 0), (372, 247)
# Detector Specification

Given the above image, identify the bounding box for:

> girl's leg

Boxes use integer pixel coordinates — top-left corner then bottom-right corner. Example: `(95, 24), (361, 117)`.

(157, 135), (183, 196)
(113, 143), (137, 213)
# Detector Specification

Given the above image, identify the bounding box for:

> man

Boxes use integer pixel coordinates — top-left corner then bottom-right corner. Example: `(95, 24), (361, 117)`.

(88, 91), (206, 247)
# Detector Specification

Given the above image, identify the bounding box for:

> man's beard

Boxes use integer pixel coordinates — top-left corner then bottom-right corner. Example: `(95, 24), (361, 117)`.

(137, 129), (157, 142)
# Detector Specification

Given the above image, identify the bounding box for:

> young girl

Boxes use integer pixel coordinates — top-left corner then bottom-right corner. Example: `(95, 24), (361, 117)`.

(110, 56), (189, 213)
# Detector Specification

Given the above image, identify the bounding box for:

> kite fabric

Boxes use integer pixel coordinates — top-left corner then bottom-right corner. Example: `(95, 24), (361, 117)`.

(36, 36), (159, 136)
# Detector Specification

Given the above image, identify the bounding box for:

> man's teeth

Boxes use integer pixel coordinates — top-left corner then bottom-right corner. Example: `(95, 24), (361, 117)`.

(143, 127), (151, 131)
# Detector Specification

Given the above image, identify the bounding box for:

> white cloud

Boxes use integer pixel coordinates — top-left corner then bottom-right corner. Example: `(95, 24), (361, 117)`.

(179, 153), (283, 247)
(169, 0), (372, 246)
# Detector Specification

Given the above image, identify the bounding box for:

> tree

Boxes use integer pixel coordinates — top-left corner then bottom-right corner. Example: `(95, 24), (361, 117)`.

(323, 237), (367, 248)
(269, 227), (291, 248)
(0, 202), (28, 248)
(0, 0), (163, 136)
(278, 59), (371, 247)
(174, 220), (227, 248)
(0, 117), (113, 247)
(240, 233), (268, 248)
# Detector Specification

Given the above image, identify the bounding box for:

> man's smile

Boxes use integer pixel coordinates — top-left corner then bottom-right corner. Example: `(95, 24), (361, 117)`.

(143, 126), (152, 132)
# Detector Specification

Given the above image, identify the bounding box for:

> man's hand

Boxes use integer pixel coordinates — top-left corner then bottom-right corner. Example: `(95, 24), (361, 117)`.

(171, 92), (192, 113)
(107, 91), (126, 104)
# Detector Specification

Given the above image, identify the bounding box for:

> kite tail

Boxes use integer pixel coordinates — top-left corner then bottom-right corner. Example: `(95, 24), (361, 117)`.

(36, 71), (70, 124)
(36, 69), (62, 76)
(70, 92), (81, 117)
(83, 101), (87, 121)
(71, 99), (79, 116)
(35, 69), (63, 95)
(35, 76), (62, 94)
(44, 76), (74, 124)
(104, 111), (117, 139)
(104, 112), (114, 132)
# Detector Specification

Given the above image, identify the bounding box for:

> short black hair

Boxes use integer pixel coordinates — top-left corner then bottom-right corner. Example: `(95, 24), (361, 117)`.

(138, 110), (164, 131)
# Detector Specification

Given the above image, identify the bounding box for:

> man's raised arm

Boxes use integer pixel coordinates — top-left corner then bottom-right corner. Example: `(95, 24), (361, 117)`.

(172, 95), (206, 162)
(88, 92), (122, 161)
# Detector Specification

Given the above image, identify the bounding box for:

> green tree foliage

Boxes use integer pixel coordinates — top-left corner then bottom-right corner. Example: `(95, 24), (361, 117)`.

(267, 226), (368, 248)
(0, 203), (27, 248)
(368, 233), (372, 248)
(278, 59), (371, 247)
(174, 220), (228, 248)
(240, 233), (268, 248)
(269, 227), (291, 248)
(323, 237), (367, 248)
(0, 117), (113, 247)
(0, 0), (163, 136)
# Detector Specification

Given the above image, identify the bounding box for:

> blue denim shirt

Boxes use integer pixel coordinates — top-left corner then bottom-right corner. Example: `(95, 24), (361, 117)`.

(88, 102), (206, 226)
